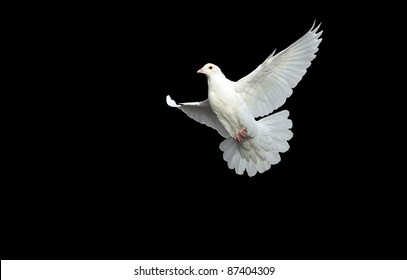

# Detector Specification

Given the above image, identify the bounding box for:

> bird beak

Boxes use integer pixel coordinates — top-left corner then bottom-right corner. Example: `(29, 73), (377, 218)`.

(197, 68), (204, 74)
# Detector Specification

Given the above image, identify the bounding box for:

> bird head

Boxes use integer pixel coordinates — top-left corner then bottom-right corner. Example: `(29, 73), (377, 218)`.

(197, 63), (222, 76)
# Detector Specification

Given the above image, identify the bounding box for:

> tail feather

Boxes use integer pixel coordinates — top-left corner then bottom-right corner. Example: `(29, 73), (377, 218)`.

(219, 110), (293, 177)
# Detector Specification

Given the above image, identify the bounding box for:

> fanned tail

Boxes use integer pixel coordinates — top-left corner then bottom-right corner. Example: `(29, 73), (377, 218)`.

(219, 110), (293, 177)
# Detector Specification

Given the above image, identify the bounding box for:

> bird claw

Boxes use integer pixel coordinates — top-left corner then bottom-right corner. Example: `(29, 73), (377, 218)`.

(235, 127), (248, 143)
(240, 127), (248, 137)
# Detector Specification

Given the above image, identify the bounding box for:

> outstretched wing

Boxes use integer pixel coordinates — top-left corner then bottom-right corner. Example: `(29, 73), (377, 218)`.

(236, 22), (323, 118)
(166, 95), (229, 138)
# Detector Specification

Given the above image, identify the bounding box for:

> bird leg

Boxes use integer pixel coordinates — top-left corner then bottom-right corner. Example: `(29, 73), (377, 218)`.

(235, 127), (248, 143)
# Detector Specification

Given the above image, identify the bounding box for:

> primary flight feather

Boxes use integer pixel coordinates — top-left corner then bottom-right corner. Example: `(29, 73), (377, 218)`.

(166, 22), (323, 176)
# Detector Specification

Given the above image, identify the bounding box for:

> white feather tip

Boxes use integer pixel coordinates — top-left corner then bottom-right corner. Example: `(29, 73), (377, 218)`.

(166, 95), (180, 108)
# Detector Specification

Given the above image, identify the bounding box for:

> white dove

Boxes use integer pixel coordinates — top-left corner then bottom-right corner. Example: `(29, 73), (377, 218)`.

(167, 23), (322, 176)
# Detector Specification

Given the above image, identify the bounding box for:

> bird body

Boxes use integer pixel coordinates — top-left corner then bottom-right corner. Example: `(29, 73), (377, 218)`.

(167, 23), (322, 176)
(206, 70), (257, 140)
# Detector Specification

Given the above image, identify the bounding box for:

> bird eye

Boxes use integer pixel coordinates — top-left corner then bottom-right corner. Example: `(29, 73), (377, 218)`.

(209, 66), (213, 70)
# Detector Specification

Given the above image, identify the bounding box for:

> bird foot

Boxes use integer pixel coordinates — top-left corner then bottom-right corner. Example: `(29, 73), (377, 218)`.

(235, 127), (248, 143)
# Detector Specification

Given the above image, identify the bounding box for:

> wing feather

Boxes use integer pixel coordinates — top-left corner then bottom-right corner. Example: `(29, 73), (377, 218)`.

(236, 23), (323, 117)
(166, 95), (229, 138)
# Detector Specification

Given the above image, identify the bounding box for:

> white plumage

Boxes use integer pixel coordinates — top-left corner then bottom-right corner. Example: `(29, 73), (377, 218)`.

(166, 23), (323, 176)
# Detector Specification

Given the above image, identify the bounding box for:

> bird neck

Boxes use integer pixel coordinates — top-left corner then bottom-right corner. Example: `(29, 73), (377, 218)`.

(207, 72), (225, 83)
(207, 73), (228, 91)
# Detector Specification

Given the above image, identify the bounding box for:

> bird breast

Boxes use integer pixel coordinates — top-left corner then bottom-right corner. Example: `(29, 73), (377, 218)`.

(208, 78), (256, 138)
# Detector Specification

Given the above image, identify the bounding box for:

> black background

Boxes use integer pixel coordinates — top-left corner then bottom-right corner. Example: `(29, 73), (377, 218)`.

(3, 2), (405, 260)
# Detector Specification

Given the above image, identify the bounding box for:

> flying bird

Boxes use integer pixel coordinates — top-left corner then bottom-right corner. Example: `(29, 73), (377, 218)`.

(166, 22), (322, 176)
